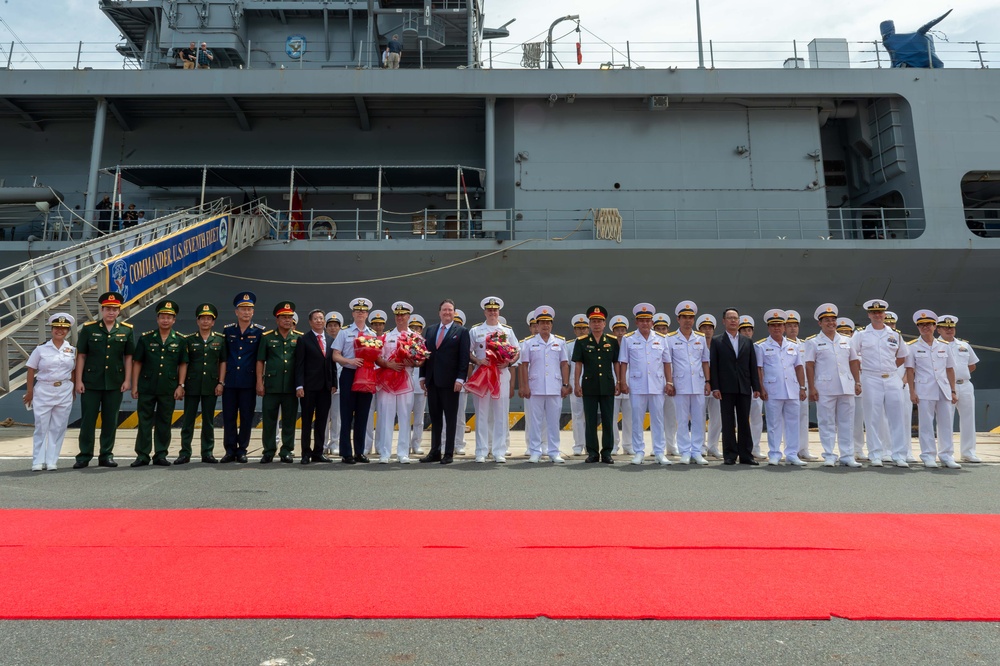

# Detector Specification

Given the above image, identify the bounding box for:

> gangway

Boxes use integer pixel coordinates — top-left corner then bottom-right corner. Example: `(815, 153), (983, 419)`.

(0, 199), (275, 395)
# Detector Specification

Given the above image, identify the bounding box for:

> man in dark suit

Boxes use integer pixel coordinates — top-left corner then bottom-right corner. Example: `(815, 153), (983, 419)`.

(418, 299), (471, 464)
(710, 308), (761, 465)
(295, 308), (337, 464)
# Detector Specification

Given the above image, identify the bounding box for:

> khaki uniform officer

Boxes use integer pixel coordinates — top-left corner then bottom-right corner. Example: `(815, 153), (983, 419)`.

(520, 305), (570, 463)
(74, 291), (135, 469)
(177, 303), (227, 464)
(906, 310), (960, 469)
(257, 302), (302, 462)
(936, 315), (981, 463)
(697, 314), (723, 458)
(850, 299), (910, 468)
(565, 313), (590, 455)
(131, 300), (188, 467)
(618, 303), (673, 466)
(805, 304), (862, 467)
(572, 305), (621, 464)
(669, 301), (711, 465)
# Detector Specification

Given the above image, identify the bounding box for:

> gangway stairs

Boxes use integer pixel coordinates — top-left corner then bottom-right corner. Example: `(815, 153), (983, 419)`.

(0, 199), (275, 396)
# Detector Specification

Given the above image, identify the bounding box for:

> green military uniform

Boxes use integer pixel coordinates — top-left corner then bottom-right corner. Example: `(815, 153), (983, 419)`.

(75, 292), (135, 466)
(133, 301), (189, 465)
(571, 306), (620, 460)
(178, 303), (227, 461)
(257, 303), (302, 458)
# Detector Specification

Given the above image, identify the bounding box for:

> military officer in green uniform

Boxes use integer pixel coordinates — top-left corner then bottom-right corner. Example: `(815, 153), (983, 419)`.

(572, 305), (621, 464)
(256, 302), (302, 463)
(73, 291), (135, 468)
(176, 303), (227, 464)
(130, 300), (188, 466)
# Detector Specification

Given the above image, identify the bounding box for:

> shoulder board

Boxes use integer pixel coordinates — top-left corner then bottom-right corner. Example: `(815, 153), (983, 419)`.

(577, 334), (589, 340)
(654, 331), (667, 338)
(263, 329), (274, 335)
(143, 329), (155, 336)
(906, 339), (918, 345)
(666, 331), (678, 337)
(694, 331), (705, 337)
(120, 322), (133, 328)
(83, 320), (97, 326)
(224, 322), (236, 328)
(755, 338), (766, 345)
(554, 334), (565, 340)
(212, 331), (224, 338)
(184, 332), (196, 339)
(805, 334), (818, 340)
(292, 329), (303, 335)
(520, 335), (534, 343)
(253, 323), (266, 329)
(471, 322), (484, 329)
(959, 338), (969, 344)
(501, 324), (516, 335)
(623, 331), (636, 338)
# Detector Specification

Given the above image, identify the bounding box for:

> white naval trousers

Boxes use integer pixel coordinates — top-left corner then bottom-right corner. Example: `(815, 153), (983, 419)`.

(918, 390), (955, 464)
(376, 390), (414, 459)
(816, 394), (855, 463)
(797, 399), (812, 457)
(852, 396), (865, 458)
(410, 389), (427, 452)
(704, 395), (722, 456)
(613, 393), (634, 453)
(750, 396), (763, 457)
(663, 395), (679, 455)
(674, 393), (706, 457)
(364, 403), (376, 454)
(31, 381), (73, 468)
(765, 398), (800, 459)
(527, 394), (562, 457)
(325, 402), (342, 453)
(947, 381), (976, 459)
(455, 389), (468, 453)
(630, 393), (665, 456)
(569, 392), (586, 454)
(860, 372), (909, 462)
(474, 369), (511, 458)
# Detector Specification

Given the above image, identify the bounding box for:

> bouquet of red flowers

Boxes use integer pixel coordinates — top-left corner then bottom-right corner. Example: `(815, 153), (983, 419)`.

(376, 330), (429, 394)
(465, 330), (519, 399)
(352, 334), (384, 393)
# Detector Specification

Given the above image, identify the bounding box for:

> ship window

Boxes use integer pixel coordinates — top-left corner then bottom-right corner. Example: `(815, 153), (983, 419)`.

(962, 171), (1000, 238)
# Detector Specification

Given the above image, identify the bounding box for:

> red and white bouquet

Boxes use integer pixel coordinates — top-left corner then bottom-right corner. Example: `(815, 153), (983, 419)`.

(352, 333), (384, 393)
(377, 330), (429, 394)
(465, 330), (519, 399)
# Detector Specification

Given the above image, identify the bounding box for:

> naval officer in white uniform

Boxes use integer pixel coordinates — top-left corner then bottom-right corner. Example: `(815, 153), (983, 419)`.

(469, 297), (520, 463)
(610, 315), (635, 455)
(618, 303), (673, 465)
(407, 314), (427, 455)
(697, 314), (723, 458)
(936, 315), (981, 463)
(836, 317), (867, 459)
(757, 309), (807, 466)
(850, 299), (910, 468)
(905, 310), (960, 469)
(783, 310), (817, 460)
(24, 313), (77, 471)
(520, 305), (570, 463)
(740, 315), (765, 458)
(374, 301), (418, 463)
(668, 301), (711, 465)
(805, 304), (862, 467)
(565, 313), (590, 455)
(652, 312), (679, 456)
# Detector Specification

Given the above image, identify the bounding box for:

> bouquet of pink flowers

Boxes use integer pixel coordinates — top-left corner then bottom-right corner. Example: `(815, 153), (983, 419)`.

(465, 330), (519, 399)
(352, 334), (384, 393)
(377, 330), (429, 394)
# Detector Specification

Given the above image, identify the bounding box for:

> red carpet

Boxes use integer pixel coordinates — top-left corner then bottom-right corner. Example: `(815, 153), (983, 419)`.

(1, 510), (998, 620)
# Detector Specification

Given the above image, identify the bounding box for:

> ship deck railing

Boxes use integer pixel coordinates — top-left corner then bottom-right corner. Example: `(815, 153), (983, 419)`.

(268, 206), (925, 243)
(2, 39), (994, 71)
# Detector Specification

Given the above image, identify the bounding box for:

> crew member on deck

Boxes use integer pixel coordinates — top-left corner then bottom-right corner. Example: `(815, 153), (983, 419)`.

(906, 310), (960, 469)
(520, 305), (569, 464)
(618, 303), (672, 466)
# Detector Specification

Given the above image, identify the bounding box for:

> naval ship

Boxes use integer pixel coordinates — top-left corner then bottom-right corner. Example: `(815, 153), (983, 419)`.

(0, 1), (998, 427)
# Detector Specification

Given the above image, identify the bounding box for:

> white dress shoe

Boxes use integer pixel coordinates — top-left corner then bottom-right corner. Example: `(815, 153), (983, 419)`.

(893, 458), (910, 468)
(941, 459), (962, 469)
(841, 459), (862, 468)
(906, 456), (920, 464)
(379, 456), (390, 464)
(528, 454), (541, 463)
(455, 448), (466, 456)
(572, 448), (584, 456)
(822, 459), (836, 467)
(799, 453), (819, 461)
(881, 456), (894, 463)
(961, 455), (982, 463)
(869, 458), (883, 467)
(678, 454), (691, 465)
(655, 454), (672, 465)
(47, 464), (57, 470)
(624, 447), (636, 455)
(31, 464), (43, 471)
(495, 455), (506, 464)
(767, 457), (781, 466)
(475, 456), (486, 463)
(786, 455), (807, 466)
(692, 453), (709, 466)
(923, 460), (939, 469)
(667, 447), (680, 456)
(398, 456), (411, 464)
(552, 455), (566, 464)
(411, 448), (425, 455)
(631, 453), (644, 465)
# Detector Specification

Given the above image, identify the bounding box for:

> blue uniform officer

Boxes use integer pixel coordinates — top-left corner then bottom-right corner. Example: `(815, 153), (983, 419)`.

(221, 291), (265, 462)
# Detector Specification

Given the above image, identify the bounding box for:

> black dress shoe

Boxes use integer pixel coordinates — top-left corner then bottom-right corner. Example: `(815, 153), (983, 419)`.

(98, 457), (118, 468)
(585, 454), (600, 463)
(236, 454), (248, 463)
(173, 455), (191, 465)
(601, 456), (615, 464)
(279, 454), (294, 464)
(355, 454), (370, 464)
(201, 455), (218, 464)
(73, 460), (89, 469)
(419, 453), (442, 463)
(219, 454), (236, 463)
(342, 456), (356, 465)
(440, 456), (453, 465)
(130, 459), (149, 468)
(260, 455), (274, 464)
(152, 458), (172, 467)
(723, 459), (737, 465)
(300, 457), (311, 465)
(311, 455), (333, 463)
(740, 459), (760, 466)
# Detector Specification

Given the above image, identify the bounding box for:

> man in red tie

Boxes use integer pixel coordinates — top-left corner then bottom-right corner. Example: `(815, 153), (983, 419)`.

(419, 299), (471, 465)
(295, 308), (337, 464)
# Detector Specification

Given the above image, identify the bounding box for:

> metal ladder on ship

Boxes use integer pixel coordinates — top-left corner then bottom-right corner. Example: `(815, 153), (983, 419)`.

(0, 198), (275, 396)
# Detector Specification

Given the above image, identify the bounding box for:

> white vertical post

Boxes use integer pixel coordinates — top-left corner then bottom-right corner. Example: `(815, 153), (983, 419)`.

(376, 166), (383, 238)
(200, 165), (208, 212)
(485, 97), (495, 210)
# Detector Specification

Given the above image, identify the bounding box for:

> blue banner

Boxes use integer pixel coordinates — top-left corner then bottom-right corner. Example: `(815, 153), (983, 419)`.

(104, 214), (229, 306)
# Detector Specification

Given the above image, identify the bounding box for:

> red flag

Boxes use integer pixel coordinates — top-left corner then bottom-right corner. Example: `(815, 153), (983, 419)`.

(290, 189), (305, 240)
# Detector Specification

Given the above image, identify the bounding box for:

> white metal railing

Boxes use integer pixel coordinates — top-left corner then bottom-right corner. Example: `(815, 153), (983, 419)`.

(1, 38), (994, 70)
(0, 198), (270, 394)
